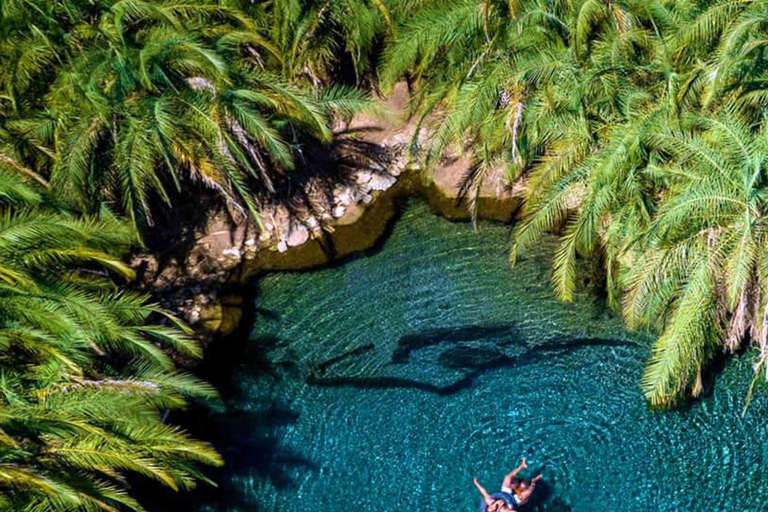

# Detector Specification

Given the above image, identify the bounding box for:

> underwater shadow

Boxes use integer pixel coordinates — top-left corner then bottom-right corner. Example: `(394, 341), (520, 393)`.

(306, 322), (638, 397)
(141, 292), (320, 511)
(139, 399), (318, 512)
(218, 404), (319, 492)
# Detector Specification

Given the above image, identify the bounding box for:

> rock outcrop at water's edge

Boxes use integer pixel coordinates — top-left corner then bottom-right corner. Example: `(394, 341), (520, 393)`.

(132, 82), (525, 338)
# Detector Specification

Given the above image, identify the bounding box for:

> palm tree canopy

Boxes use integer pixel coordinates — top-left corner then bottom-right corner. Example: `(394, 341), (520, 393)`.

(0, 0), (377, 240)
(0, 153), (221, 511)
(381, 0), (768, 407)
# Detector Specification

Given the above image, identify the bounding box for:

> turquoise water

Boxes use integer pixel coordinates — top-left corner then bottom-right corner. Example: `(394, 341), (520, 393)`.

(189, 201), (768, 512)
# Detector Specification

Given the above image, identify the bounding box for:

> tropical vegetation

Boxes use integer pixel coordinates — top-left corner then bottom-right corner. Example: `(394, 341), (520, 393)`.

(0, 0), (376, 239)
(5, 0), (768, 508)
(0, 168), (221, 510)
(0, 0), (385, 510)
(381, 0), (768, 408)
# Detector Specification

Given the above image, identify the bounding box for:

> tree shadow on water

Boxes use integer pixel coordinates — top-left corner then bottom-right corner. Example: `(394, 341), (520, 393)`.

(141, 400), (318, 512)
(143, 322), (319, 511)
(199, 332), (318, 510)
(300, 324), (630, 512)
(306, 322), (637, 398)
(203, 407), (319, 512)
(153, 310), (630, 511)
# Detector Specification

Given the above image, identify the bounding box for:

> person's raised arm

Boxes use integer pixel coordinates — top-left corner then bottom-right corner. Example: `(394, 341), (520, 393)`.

(474, 477), (494, 506)
(502, 458), (527, 488)
(517, 474), (543, 503)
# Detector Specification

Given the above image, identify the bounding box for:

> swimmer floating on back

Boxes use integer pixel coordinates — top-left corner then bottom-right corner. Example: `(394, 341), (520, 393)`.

(473, 458), (542, 512)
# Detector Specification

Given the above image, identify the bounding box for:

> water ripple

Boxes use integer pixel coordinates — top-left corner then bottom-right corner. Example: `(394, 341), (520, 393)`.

(193, 201), (768, 512)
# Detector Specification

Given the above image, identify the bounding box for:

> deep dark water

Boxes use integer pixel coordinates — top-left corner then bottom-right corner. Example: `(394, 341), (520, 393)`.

(169, 201), (768, 512)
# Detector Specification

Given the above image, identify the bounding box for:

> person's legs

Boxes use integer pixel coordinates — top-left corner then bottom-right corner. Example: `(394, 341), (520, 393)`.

(487, 499), (502, 512)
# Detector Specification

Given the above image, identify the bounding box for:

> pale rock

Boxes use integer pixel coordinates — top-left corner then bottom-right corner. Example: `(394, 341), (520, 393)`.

(369, 173), (396, 191)
(260, 204), (275, 218)
(352, 188), (367, 202)
(258, 221), (272, 241)
(344, 189), (357, 205)
(355, 170), (372, 185)
(277, 240), (288, 252)
(333, 205), (347, 218)
(363, 194), (373, 203)
(218, 255), (241, 271)
(271, 205), (290, 237)
(222, 248), (241, 258)
(185, 77), (216, 93)
(306, 216), (319, 229)
(334, 187), (355, 206)
(286, 223), (309, 247)
(392, 133), (410, 145)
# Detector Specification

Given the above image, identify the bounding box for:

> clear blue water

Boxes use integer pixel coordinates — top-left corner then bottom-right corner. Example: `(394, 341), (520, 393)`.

(189, 201), (768, 512)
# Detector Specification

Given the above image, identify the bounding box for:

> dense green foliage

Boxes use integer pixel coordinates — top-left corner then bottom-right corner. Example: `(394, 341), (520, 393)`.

(0, 1), (388, 510)
(4, 0), (768, 507)
(381, 0), (768, 407)
(0, 0), (375, 239)
(0, 170), (221, 510)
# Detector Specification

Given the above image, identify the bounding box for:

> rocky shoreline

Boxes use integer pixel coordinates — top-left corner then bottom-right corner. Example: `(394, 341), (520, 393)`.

(132, 83), (524, 340)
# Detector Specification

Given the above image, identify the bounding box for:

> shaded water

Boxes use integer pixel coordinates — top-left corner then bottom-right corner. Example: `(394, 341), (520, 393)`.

(189, 201), (768, 512)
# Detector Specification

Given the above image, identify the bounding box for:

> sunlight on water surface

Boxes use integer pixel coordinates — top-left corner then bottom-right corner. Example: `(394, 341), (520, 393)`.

(190, 201), (768, 512)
